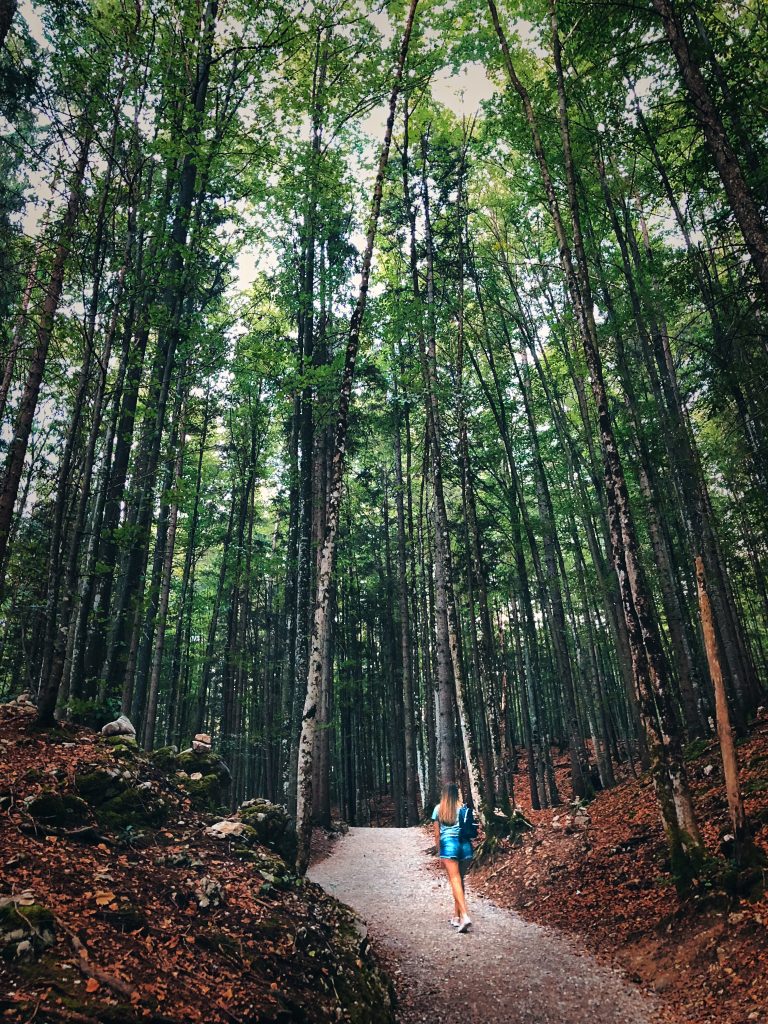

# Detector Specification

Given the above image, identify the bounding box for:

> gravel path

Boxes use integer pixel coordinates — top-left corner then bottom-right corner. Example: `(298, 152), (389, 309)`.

(309, 826), (658, 1024)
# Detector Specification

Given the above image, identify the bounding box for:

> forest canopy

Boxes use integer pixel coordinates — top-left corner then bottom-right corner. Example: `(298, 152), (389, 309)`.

(0, 0), (766, 880)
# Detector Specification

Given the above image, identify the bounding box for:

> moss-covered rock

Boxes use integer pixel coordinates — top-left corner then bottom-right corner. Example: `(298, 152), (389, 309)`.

(174, 749), (231, 811)
(233, 845), (296, 890)
(177, 748), (231, 781)
(239, 799), (297, 865)
(324, 910), (395, 1024)
(0, 901), (55, 961)
(26, 791), (90, 829)
(75, 767), (167, 832)
(103, 737), (138, 759)
(149, 745), (178, 772)
(177, 772), (227, 812)
(96, 786), (167, 832)
(75, 766), (128, 805)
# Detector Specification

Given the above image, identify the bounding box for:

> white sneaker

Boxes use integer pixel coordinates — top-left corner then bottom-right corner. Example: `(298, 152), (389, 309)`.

(458, 915), (472, 933)
(449, 916), (460, 928)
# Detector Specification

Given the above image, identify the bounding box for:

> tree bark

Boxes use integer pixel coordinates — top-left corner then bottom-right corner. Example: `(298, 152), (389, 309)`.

(650, 0), (768, 304)
(488, 0), (703, 878)
(1, 129), (91, 604)
(0, 247), (38, 428)
(393, 373), (419, 824)
(695, 555), (750, 859)
(294, 0), (419, 875)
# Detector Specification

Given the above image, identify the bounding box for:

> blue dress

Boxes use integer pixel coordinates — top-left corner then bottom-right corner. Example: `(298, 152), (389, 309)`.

(432, 804), (473, 861)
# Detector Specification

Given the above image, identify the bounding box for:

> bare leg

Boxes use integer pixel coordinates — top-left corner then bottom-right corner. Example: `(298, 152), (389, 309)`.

(443, 858), (468, 919)
(459, 857), (470, 893)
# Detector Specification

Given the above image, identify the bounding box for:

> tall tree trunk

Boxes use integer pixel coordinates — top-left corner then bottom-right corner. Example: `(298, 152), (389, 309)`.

(0, 247), (38, 428)
(101, 1), (218, 701)
(419, 134), (484, 813)
(695, 555), (750, 861)
(1, 129), (91, 605)
(166, 390), (211, 743)
(294, 0), (419, 874)
(393, 374), (419, 824)
(488, 0), (703, 879)
(143, 403), (186, 749)
(650, 0), (768, 304)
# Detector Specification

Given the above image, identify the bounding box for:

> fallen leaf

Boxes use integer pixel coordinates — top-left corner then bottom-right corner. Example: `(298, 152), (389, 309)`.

(85, 978), (100, 993)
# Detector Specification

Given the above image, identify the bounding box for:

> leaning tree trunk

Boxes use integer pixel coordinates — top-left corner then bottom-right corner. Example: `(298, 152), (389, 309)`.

(0, 128), (91, 604)
(0, 247), (38, 428)
(650, 0), (768, 305)
(695, 555), (751, 863)
(294, 0), (420, 876)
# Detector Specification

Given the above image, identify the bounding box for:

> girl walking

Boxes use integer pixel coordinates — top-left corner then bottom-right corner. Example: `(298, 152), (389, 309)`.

(432, 782), (473, 933)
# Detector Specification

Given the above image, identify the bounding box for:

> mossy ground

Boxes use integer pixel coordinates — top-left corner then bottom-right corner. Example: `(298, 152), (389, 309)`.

(26, 791), (90, 828)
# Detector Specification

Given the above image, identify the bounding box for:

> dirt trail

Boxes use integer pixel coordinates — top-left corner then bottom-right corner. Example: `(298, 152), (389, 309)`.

(309, 826), (659, 1024)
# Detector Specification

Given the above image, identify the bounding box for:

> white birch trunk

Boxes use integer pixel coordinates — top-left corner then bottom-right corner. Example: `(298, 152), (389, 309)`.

(294, 0), (420, 874)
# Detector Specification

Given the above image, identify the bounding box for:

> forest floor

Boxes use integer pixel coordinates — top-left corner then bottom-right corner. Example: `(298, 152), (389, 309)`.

(470, 713), (768, 1024)
(309, 826), (659, 1024)
(0, 703), (394, 1024)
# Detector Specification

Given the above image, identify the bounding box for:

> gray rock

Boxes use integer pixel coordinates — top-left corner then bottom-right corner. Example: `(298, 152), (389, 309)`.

(206, 819), (246, 840)
(193, 875), (222, 909)
(101, 715), (136, 738)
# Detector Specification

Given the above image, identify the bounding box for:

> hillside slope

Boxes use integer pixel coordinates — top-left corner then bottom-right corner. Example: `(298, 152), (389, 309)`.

(472, 714), (768, 1024)
(0, 702), (393, 1024)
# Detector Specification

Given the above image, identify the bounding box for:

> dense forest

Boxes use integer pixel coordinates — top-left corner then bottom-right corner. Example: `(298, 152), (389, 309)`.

(0, 0), (766, 887)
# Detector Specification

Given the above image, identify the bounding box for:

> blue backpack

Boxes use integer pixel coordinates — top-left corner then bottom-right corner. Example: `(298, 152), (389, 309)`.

(458, 805), (479, 842)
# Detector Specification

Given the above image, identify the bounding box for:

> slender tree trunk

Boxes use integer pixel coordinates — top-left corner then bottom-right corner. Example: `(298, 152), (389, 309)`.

(294, 0), (419, 874)
(143, 404), (186, 749)
(650, 0), (768, 303)
(1, 129), (91, 603)
(488, 0), (703, 878)
(0, 248), (38, 427)
(419, 136), (484, 813)
(695, 555), (752, 861)
(393, 376), (419, 824)
(167, 390), (211, 742)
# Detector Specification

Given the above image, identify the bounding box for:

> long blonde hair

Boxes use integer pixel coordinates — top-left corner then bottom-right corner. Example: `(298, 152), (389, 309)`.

(437, 783), (460, 825)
